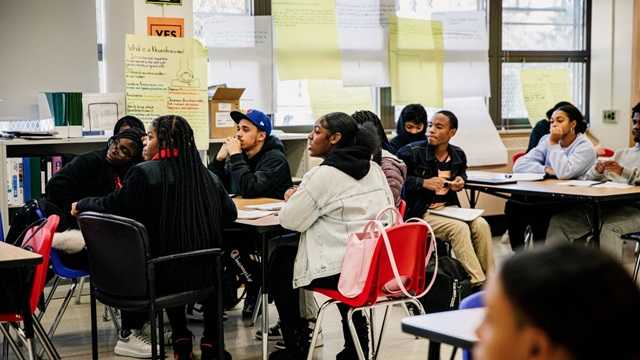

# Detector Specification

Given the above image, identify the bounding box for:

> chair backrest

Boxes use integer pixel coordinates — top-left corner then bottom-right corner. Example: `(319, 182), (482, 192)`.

(77, 212), (150, 299)
(348, 222), (430, 307)
(22, 215), (59, 313)
(512, 150), (526, 164)
(460, 290), (485, 310)
(398, 200), (407, 218)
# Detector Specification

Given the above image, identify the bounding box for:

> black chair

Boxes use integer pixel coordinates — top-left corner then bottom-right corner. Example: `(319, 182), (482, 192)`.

(621, 231), (640, 282)
(77, 212), (224, 360)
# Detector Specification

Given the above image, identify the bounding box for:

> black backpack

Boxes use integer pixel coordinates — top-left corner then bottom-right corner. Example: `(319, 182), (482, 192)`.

(419, 240), (472, 313)
(5, 199), (47, 246)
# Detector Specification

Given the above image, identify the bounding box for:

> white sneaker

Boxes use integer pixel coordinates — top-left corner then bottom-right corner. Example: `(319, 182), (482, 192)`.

(114, 330), (152, 358)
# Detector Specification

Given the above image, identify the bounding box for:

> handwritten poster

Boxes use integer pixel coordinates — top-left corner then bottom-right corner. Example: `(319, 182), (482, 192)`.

(520, 68), (572, 126)
(273, 0), (342, 80)
(125, 35), (209, 149)
(389, 17), (444, 107)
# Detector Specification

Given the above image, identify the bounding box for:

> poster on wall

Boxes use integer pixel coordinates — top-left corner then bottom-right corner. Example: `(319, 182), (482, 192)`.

(125, 34), (209, 150)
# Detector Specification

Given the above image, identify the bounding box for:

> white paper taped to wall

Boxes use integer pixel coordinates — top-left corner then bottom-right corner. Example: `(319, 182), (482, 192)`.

(445, 97), (507, 166)
(200, 15), (273, 113)
(336, 0), (395, 87)
(432, 11), (490, 98)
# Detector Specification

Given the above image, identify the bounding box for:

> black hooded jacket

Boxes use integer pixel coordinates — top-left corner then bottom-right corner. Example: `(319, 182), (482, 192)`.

(388, 116), (427, 154)
(209, 135), (293, 199)
(44, 149), (133, 231)
(397, 141), (468, 219)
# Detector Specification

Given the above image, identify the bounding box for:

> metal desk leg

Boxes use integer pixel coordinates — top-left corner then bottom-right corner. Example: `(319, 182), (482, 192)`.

(591, 202), (602, 247)
(261, 232), (269, 360)
(469, 189), (477, 209)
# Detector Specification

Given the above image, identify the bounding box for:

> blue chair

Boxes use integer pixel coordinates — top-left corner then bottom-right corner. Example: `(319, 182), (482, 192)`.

(41, 248), (120, 346)
(457, 291), (485, 360)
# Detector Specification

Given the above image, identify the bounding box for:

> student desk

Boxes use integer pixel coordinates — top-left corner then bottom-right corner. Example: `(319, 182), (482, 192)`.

(0, 242), (43, 351)
(232, 197), (288, 360)
(465, 179), (640, 246)
(402, 308), (484, 356)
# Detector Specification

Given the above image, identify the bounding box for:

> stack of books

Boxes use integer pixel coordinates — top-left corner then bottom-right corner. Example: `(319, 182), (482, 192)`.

(6, 156), (66, 206)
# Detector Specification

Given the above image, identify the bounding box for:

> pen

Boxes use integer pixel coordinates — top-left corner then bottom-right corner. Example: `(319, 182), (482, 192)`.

(589, 180), (607, 187)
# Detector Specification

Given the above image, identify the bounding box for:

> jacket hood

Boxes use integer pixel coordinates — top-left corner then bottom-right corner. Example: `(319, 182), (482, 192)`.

(321, 145), (372, 180)
(260, 135), (286, 154)
(393, 114), (427, 148)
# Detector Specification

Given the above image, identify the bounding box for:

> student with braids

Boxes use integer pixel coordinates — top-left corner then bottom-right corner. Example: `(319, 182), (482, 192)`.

(269, 112), (394, 360)
(72, 115), (237, 360)
(352, 110), (407, 207)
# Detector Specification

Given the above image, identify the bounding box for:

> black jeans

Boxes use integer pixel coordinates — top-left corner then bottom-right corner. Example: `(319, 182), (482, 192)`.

(166, 294), (221, 342)
(504, 196), (554, 250)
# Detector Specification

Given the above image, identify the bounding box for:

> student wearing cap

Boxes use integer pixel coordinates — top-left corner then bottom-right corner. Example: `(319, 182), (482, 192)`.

(210, 109), (293, 199)
(209, 109), (293, 320)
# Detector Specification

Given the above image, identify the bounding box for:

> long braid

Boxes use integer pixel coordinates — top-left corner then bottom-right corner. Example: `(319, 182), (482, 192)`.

(152, 115), (223, 256)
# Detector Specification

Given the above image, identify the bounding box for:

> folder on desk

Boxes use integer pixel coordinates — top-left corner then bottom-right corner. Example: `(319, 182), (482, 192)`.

(466, 174), (516, 185)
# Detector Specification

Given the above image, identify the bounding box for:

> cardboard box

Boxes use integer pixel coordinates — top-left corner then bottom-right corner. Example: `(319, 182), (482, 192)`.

(209, 88), (245, 139)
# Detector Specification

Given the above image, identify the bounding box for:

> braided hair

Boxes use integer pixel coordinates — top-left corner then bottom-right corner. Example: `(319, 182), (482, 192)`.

(151, 115), (223, 254)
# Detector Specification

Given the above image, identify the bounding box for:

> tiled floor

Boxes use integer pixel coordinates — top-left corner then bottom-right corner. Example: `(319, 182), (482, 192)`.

(2, 235), (635, 359)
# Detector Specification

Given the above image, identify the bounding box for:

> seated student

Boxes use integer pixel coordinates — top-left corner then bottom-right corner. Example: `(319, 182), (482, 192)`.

(388, 103), (428, 154)
(73, 115), (237, 360)
(546, 103), (640, 259)
(526, 101), (573, 152)
(44, 128), (149, 358)
(210, 109), (292, 199)
(474, 244), (640, 360)
(352, 110), (407, 207)
(210, 109), (293, 319)
(269, 112), (394, 360)
(397, 110), (494, 287)
(506, 104), (596, 250)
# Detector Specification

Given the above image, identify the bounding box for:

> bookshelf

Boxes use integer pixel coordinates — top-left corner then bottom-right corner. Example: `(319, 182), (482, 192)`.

(0, 134), (309, 234)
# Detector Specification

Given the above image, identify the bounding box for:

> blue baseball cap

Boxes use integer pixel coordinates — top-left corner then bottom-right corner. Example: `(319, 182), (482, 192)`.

(230, 109), (272, 136)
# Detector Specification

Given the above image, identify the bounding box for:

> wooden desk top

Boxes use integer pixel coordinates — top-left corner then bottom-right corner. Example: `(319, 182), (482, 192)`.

(466, 179), (640, 200)
(0, 242), (43, 269)
(232, 197), (281, 227)
(401, 308), (484, 349)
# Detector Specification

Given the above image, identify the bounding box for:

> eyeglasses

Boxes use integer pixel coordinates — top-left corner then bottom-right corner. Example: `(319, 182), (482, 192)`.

(108, 138), (133, 159)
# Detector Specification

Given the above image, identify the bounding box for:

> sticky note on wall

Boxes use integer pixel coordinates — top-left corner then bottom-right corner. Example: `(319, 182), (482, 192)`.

(389, 17), (444, 107)
(273, 0), (342, 80)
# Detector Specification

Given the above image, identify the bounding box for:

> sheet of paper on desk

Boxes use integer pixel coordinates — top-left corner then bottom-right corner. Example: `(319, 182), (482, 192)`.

(557, 180), (602, 187)
(592, 182), (634, 189)
(429, 206), (484, 222)
(511, 173), (545, 181)
(237, 209), (276, 220)
(246, 202), (287, 211)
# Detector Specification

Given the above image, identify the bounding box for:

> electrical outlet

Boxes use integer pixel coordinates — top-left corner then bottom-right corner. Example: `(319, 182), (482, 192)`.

(603, 110), (617, 124)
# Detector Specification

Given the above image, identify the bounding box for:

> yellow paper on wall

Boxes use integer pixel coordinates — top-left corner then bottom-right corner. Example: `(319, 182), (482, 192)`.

(520, 68), (572, 126)
(389, 17), (444, 107)
(308, 80), (373, 119)
(125, 35), (209, 150)
(273, 0), (342, 80)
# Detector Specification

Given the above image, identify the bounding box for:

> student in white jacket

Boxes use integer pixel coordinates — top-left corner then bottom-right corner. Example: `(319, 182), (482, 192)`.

(269, 112), (394, 360)
(505, 104), (596, 250)
(547, 103), (640, 259)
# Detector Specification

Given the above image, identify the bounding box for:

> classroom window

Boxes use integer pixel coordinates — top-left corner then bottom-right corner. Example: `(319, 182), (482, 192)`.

(490, 0), (590, 129)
